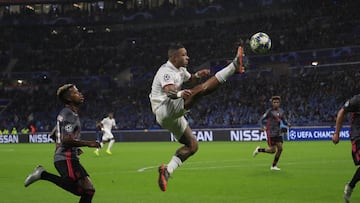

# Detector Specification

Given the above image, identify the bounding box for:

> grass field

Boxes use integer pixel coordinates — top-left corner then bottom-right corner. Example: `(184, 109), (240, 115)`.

(0, 141), (357, 203)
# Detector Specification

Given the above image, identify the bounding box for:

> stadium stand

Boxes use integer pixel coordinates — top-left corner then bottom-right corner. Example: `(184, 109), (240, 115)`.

(0, 0), (359, 132)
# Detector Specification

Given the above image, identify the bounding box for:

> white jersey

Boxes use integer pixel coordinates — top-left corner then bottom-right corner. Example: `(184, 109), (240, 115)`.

(149, 60), (191, 112)
(101, 117), (116, 134)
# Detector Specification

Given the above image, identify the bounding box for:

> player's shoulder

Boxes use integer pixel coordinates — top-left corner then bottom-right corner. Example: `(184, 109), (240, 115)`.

(158, 62), (174, 72)
(57, 107), (76, 121)
(351, 94), (360, 101)
(344, 94), (360, 108)
(346, 94), (360, 104)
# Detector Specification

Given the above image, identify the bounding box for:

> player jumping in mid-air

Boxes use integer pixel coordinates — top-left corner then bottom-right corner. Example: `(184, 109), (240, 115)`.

(94, 112), (117, 155)
(332, 94), (360, 203)
(149, 42), (246, 191)
(253, 96), (290, 171)
(24, 84), (100, 203)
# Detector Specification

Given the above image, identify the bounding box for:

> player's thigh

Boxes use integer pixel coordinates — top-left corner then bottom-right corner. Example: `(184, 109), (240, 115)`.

(352, 140), (360, 165)
(162, 116), (188, 140)
(55, 160), (90, 181)
(78, 176), (95, 190)
(270, 136), (283, 145)
(102, 133), (113, 141)
(156, 98), (187, 123)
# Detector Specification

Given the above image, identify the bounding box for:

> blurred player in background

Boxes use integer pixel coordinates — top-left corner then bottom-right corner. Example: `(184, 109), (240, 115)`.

(94, 112), (117, 155)
(24, 84), (100, 203)
(253, 96), (290, 171)
(332, 94), (360, 203)
(149, 42), (246, 191)
(95, 121), (103, 143)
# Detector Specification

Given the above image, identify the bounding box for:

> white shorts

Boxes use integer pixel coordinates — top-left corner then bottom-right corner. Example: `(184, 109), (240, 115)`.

(154, 98), (188, 140)
(102, 130), (114, 141)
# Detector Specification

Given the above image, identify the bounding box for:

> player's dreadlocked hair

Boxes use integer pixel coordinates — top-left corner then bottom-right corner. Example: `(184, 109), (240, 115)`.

(56, 84), (74, 104)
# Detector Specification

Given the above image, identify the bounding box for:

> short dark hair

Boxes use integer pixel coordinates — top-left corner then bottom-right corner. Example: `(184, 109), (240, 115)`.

(168, 42), (184, 58)
(271, 95), (281, 101)
(56, 84), (74, 104)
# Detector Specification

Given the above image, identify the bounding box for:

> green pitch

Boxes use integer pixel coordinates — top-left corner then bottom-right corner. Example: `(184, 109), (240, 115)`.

(1, 141), (357, 203)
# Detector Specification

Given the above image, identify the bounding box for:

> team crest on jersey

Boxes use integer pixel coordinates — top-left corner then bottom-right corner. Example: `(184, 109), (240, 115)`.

(164, 74), (170, 81)
(64, 124), (74, 133)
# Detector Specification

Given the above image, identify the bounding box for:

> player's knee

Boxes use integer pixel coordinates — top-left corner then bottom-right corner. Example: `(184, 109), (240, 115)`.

(79, 187), (95, 196)
(85, 188), (95, 196)
(189, 141), (199, 155)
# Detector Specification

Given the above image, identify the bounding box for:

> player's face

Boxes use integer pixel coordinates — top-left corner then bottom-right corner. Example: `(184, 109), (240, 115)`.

(272, 100), (280, 109)
(68, 86), (84, 105)
(174, 48), (189, 68)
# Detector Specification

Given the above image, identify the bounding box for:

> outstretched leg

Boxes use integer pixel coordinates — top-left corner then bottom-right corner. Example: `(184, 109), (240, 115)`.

(24, 165), (95, 200)
(184, 46), (245, 109)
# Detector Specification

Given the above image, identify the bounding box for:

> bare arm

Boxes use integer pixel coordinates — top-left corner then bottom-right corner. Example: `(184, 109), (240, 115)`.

(62, 136), (100, 148)
(259, 110), (269, 131)
(49, 126), (57, 141)
(163, 84), (192, 100)
(185, 69), (211, 86)
(332, 108), (346, 144)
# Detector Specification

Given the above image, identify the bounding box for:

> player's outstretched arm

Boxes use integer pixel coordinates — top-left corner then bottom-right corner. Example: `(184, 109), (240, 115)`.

(186, 69), (211, 86)
(61, 136), (101, 148)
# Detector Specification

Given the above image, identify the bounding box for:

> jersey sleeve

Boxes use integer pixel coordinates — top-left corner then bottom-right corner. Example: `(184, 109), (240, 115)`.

(158, 68), (175, 88)
(343, 95), (360, 112)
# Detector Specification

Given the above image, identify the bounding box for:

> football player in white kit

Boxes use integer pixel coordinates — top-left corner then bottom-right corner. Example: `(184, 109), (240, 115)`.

(149, 42), (246, 191)
(94, 112), (117, 155)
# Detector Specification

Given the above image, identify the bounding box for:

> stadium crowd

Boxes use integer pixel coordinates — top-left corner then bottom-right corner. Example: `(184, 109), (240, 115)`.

(0, 0), (359, 133)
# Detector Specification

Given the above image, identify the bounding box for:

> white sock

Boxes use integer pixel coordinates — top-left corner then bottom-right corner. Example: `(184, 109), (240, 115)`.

(215, 63), (236, 83)
(167, 156), (182, 174)
(107, 140), (115, 151)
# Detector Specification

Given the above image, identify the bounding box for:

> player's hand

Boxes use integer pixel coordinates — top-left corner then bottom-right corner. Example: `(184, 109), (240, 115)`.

(332, 133), (340, 145)
(195, 69), (211, 78)
(181, 89), (192, 99)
